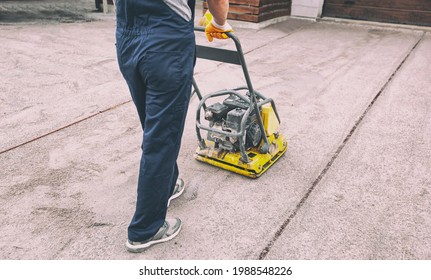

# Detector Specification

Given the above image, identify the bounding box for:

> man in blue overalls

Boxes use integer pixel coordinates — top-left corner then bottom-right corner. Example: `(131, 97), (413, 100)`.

(116, 0), (232, 253)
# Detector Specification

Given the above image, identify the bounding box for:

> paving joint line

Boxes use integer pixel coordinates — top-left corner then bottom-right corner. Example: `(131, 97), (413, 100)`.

(0, 100), (132, 156)
(194, 24), (312, 78)
(258, 32), (425, 260)
(0, 22), (305, 155)
(244, 22), (315, 56)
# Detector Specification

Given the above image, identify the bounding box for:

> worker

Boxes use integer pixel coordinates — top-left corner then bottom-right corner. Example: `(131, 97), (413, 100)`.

(115, 0), (233, 253)
(95, 0), (101, 12)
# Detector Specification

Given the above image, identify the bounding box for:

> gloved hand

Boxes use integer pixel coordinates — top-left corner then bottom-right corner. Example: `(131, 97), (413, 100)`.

(198, 10), (212, 26)
(205, 19), (233, 42)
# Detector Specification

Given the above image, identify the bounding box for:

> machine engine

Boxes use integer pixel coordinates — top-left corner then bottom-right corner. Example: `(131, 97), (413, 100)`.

(204, 94), (262, 152)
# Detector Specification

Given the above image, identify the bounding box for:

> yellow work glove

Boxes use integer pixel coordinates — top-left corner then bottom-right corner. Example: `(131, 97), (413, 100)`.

(205, 20), (233, 42)
(199, 10), (233, 42)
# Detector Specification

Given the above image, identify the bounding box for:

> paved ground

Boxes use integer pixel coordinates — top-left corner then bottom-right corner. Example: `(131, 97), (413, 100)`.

(0, 3), (430, 260)
(0, 0), (95, 23)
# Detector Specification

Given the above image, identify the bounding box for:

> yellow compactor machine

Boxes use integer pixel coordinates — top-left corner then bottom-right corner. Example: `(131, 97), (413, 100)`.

(192, 27), (288, 178)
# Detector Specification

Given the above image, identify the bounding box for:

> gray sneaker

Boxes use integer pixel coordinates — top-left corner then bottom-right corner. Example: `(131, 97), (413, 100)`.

(167, 178), (185, 207)
(126, 218), (182, 253)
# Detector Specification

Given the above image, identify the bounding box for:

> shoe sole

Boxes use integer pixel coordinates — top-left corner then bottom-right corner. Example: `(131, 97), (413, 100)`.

(167, 180), (185, 207)
(126, 223), (182, 253)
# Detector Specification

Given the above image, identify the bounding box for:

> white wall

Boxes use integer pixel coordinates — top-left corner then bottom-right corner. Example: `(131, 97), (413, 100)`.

(291, 0), (325, 18)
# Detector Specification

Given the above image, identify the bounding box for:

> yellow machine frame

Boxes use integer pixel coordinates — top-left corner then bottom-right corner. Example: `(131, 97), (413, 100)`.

(195, 131), (287, 178)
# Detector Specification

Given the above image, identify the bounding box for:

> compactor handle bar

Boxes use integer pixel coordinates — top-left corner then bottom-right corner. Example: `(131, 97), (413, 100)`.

(193, 26), (281, 123)
(194, 26), (255, 95)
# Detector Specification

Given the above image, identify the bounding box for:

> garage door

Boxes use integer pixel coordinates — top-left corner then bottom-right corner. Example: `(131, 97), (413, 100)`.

(323, 0), (431, 26)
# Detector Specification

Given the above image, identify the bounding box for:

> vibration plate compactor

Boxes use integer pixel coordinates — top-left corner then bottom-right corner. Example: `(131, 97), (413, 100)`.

(192, 27), (288, 178)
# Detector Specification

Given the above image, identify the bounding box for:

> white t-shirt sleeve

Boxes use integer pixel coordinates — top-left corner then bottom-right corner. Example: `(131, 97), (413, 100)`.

(163, 0), (192, 22)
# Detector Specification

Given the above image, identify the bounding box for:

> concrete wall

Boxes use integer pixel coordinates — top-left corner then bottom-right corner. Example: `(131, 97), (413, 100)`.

(291, 0), (325, 18)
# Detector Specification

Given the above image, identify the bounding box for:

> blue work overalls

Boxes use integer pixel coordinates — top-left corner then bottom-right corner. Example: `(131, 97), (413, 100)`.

(115, 0), (196, 242)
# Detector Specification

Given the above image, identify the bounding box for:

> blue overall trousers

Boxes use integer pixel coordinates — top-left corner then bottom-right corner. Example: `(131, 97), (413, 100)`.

(115, 0), (196, 242)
